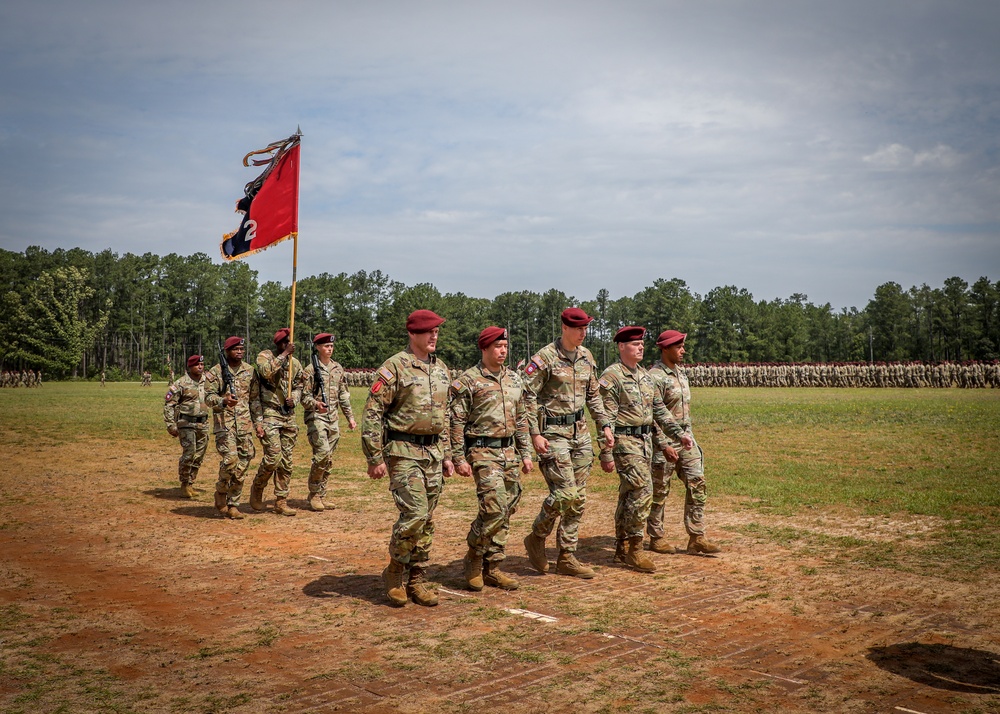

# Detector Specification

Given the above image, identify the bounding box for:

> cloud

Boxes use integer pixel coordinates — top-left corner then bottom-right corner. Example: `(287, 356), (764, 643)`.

(863, 143), (962, 170)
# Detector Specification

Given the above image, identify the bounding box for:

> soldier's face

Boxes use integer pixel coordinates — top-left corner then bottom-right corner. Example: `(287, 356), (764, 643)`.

(561, 324), (588, 350)
(483, 340), (508, 369)
(190, 363), (204, 377)
(228, 345), (245, 361)
(410, 327), (439, 354)
(663, 343), (685, 363)
(618, 339), (644, 364)
(317, 343), (334, 358)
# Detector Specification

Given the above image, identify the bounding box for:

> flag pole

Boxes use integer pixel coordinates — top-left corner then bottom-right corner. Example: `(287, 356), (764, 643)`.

(287, 126), (302, 399)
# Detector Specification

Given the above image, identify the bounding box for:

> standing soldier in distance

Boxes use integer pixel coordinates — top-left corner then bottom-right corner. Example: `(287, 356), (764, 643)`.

(522, 307), (615, 579)
(647, 330), (722, 555)
(301, 332), (357, 512)
(362, 310), (454, 607)
(163, 355), (210, 499)
(451, 327), (533, 592)
(205, 336), (263, 520)
(250, 328), (304, 517)
(598, 326), (693, 572)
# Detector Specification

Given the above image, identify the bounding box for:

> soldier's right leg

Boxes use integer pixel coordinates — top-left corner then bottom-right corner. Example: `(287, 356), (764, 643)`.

(177, 427), (198, 497)
(467, 462), (508, 555)
(388, 457), (431, 566)
(251, 421), (281, 511)
(214, 429), (238, 514)
(531, 439), (576, 539)
(231, 432), (255, 506)
(647, 461), (676, 553)
(306, 420), (333, 511)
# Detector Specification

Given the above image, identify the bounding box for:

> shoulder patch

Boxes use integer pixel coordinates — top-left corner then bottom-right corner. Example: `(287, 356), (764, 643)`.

(205, 373), (216, 382)
(378, 366), (395, 383)
(164, 390), (174, 402)
(451, 379), (465, 393)
(525, 356), (544, 376)
(370, 380), (384, 394)
(598, 377), (610, 389)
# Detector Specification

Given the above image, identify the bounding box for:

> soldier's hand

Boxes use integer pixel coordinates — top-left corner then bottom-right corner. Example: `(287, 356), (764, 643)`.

(281, 342), (295, 357)
(316, 401), (328, 414)
(348, 418), (357, 430)
(255, 424), (265, 439)
(167, 427), (178, 438)
(603, 426), (616, 449)
(368, 462), (387, 480)
(532, 434), (549, 455)
(600, 460), (615, 473)
(284, 396), (295, 408)
(663, 446), (679, 463)
(521, 458), (533, 474)
(443, 460), (455, 478)
(457, 462), (472, 478)
(680, 434), (694, 450)
(223, 394), (238, 408)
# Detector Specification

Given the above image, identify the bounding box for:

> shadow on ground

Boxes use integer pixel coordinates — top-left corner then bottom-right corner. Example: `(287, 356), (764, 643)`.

(303, 574), (385, 605)
(867, 642), (1000, 693)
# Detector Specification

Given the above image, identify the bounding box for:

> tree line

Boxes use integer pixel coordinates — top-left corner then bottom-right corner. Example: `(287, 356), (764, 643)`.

(1, 246), (997, 379)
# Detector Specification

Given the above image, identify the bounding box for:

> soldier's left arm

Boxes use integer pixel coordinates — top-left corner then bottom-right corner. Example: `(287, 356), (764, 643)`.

(584, 354), (614, 447)
(336, 367), (354, 421)
(651, 389), (685, 441)
(514, 380), (533, 461)
(596, 371), (620, 461)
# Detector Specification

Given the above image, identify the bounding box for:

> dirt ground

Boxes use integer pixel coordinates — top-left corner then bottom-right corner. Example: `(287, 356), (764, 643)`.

(1, 435), (998, 713)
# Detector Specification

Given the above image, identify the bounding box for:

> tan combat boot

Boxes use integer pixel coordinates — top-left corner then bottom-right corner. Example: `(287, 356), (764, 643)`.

(687, 534), (721, 555)
(273, 497), (297, 517)
(648, 536), (676, 554)
(463, 548), (484, 591)
(406, 565), (439, 606)
(382, 560), (408, 607)
(180, 483), (196, 499)
(624, 537), (656, 573)
(249, 482), (266, 512)
(523, 533), (549, 574)
(226, 505), (245, 520)
(613, 539), (626, 564)
(308, 493), (325, 512)
(483, 560), (519, 590)
(556, 551), (595, 579)
(214, 491), (227, 513)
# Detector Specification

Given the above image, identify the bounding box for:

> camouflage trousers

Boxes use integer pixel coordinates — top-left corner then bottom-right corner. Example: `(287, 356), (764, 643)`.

(613, 449), (654, 540)
(214, 429), (256, 506)
(177, 423), (209, 484)
(305, 418), (341, 497)
(466, 460), (523, 563)
(388, 454), (443, 565)
(532, 434), (593, 553)
(254, 418), (298, 498)
(648, 440), (706, 538)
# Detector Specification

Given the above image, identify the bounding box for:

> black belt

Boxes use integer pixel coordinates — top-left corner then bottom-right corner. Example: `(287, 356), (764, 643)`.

(546, 409), (584, 425)
(388, 429), (440, 446)
(615, 424), (652, 436)
(179, 414), (208, 424)
(465, 436), (514, 449)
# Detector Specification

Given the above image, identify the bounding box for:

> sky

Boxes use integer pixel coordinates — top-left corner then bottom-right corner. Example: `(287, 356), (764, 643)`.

(1, 1), (998, 310)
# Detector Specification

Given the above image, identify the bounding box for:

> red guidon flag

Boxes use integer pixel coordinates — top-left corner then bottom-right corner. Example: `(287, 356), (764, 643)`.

(221, 133), (300, 260)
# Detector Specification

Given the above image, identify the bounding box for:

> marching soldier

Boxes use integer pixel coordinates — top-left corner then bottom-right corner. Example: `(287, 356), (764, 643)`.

(250, 328), (305, 517)
(647, 330), (721, 555)
(598, 326), (693, 572)
(451, 327), (533, 591)
(205, 336), (262, 520)
(163, 355), (210, 498)
(361, 310), (454, 607)
(522, 307), (615, 579)
(301, 332), (357, 512)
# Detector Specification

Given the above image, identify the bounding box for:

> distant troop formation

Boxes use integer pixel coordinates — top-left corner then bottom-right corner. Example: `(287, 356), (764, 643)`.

(1, 370), (42, 388)
(684, 360), (1000, 388)
(162, 308), (721, 608)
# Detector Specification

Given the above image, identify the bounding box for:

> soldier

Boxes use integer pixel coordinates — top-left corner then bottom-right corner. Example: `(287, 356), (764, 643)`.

(451, 326), (533, 592)
(522, 307), (615, 579)
(100, 370), (106, 387)
(249, 328), (305, 517)
(163, 355), (210, 498)
(205, 336), (263, 520)
(361, 310), (454, 607)
(598, 326), (693, 573)
(301, 332), (357, 512)
(647, 330), (721, 555)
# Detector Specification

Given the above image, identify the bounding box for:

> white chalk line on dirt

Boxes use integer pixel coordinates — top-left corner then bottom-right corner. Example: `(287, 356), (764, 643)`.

(504, 608), (558, 623)
(894, 707), (930, 714)
(747, 669), (808, 685)
(306, 555), (331, 561)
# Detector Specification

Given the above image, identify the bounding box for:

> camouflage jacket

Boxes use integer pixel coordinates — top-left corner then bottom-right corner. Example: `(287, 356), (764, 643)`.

(449, 362), (532, 466)
(163, 373), (208, 429)
(254, 350), (305, 420)
(204, 360), (260, 434)
(522, 340), (611, 439)
(361, 350), (452, 466)
(597, 361), (685, 462)
(648, 360), (694, 459)
(301, 358), (354, 425)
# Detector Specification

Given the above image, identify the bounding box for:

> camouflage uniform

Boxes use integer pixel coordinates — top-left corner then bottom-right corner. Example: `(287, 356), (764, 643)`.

(450, 362), (532, 563)
(251, 350), (305, 500)
(361, 350), (452, 565)
(523, 340), (611, 553)
(163, 373), (210, 487)
(204, 360), (260, 508)
(648, 359), (707, 538)
(301, 358), (355, 503)
(598, 362), (686, 541)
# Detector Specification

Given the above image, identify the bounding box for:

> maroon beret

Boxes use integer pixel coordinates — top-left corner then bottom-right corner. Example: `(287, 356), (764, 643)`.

(186, 354), (204, 368)
(561, 307), (594, 327)
(223, 336), (245, 351)
(406, 309), (445, 333)
(477, 326), (508, 350)
(656, 330), (686, 348)
(614, 325), (646, 343)
(313, 333), (334, 345)
(273, 328), (291, 344)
